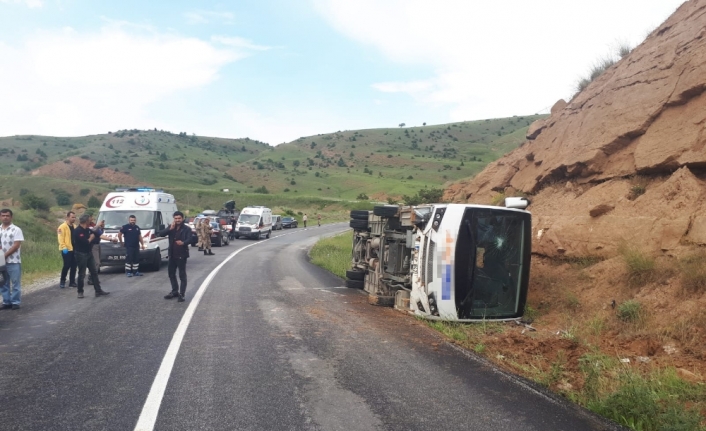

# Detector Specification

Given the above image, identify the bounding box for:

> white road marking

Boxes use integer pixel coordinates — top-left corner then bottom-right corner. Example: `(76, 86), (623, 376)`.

(133, 230), (301, 431)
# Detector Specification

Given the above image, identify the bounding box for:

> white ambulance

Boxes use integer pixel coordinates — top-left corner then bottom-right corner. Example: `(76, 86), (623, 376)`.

(96, 188), (178, 271)
(234, 206), (272, 240)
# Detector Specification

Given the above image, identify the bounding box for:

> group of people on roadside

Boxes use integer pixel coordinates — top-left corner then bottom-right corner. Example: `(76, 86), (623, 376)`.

(5, 206), (325, 311)
(57, 210), (194, 303)
(57, 211), (115, 298)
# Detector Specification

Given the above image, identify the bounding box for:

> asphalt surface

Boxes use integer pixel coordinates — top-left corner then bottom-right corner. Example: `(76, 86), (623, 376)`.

(0, 223), (620, 431)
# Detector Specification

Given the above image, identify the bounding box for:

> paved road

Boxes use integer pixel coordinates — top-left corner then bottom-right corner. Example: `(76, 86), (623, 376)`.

(0, 224), (619, 431)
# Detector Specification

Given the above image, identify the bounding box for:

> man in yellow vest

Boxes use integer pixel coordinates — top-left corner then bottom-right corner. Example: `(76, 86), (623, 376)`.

(57, 211), (78, 289)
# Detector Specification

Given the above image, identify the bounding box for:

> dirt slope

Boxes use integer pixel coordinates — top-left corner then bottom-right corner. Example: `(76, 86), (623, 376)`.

(439, 3), (706, 416)
(32, 157), (143, 185)
(446, 0), (706, 257)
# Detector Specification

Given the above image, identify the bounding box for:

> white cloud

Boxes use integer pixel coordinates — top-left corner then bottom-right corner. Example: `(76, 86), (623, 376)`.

(211, 35), (272, 51)
(314, 0), (686, 120)
(0, 23), (242, 137)
(0, 0), (43, 8)
(183, 10), (235, 25)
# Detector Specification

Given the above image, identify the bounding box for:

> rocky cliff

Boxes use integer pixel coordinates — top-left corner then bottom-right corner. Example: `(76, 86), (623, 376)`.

(446, 0), (706, 257)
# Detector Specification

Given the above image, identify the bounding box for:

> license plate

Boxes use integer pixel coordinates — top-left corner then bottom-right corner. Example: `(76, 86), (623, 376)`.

(107, 256), (125, 260)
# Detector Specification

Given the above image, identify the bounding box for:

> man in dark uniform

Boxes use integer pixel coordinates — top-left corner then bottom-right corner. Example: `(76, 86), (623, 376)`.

(158, 211), (192, 303)
(230, 216), (236, 240)
(118, 215), (145, 277)
(73, 214), (111, 299)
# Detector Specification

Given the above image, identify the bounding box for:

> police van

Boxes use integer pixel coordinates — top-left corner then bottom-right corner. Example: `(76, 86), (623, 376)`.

(234, 206), (272, 240)
(96, 188), (178, 271)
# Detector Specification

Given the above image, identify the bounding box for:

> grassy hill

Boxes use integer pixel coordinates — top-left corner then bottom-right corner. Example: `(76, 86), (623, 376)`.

(0, 115), (544, 208)
(227, 115), (545, 200)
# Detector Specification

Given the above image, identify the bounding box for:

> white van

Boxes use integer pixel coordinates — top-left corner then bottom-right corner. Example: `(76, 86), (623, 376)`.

(96, 188), (178, 271)
(234, 206), (272, 240)
(272, 215), (282, 230)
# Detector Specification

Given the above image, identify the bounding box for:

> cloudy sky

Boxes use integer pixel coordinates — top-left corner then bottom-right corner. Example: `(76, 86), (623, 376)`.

(0, 0), (685, 145)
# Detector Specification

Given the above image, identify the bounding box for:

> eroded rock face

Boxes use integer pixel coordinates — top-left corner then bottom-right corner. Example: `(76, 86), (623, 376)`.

(446, 1), (706, 256)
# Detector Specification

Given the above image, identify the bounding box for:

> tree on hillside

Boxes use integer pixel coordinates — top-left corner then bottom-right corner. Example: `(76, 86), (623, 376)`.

(402, 188), (444, 205)
(399, 123), (405, 127)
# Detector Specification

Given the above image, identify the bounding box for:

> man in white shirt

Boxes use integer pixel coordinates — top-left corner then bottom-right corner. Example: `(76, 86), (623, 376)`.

(0, 209), (24, 310)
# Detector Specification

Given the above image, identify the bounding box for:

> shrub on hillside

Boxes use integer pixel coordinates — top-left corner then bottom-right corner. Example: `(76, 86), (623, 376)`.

(253, 186), (269, 194)
(356, 193), (369, 200)
(21, 194), (50, 211)
(56, 193), (71, 206)
(87, 196), (102, 208)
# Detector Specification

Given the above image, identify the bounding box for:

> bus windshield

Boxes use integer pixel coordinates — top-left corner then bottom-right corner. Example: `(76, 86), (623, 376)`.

(454, 208), (531, 319)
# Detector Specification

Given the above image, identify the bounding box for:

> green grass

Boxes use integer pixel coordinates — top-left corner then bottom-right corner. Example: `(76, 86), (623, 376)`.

(308, 230), (353, 279)
(585, 368), (706, 431)
(617, 300), (643, 324)
(619, 244), (657, 287)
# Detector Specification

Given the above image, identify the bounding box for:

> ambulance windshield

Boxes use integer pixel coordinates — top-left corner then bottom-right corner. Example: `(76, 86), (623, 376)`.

(238, 214), (260, 224)
(97, 211), (157, 230)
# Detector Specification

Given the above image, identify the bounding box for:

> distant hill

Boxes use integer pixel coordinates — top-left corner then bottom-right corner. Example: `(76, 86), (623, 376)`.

(222, 115), (545, 200)
(0, 115), (544, 204)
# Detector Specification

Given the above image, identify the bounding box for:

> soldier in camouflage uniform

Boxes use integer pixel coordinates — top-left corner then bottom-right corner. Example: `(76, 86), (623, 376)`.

(200, 218), (214, 256)
(196, 219), (205, 251)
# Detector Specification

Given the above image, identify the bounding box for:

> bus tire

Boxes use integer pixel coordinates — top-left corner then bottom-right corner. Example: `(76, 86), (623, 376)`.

(346, 270), (365, 281)
(373, 205), (399, 217)
(346, 279), (364, 289)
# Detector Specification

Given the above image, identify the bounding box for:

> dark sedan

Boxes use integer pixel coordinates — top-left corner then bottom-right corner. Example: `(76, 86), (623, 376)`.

(281, 216), (298, 228)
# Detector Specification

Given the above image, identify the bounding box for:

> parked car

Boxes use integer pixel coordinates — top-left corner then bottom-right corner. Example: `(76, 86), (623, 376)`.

(281, 216), (298, 228)
(209, 221), (230, 247)
(272, 215), (283, 230)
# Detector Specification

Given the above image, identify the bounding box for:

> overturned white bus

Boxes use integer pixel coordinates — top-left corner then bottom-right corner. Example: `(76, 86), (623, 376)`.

(347, 199), (531, 322)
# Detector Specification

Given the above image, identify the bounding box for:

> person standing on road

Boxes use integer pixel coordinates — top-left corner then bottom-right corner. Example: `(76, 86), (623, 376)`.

(0, 209), (24, 310)
(57, 211), (78, 289)
(303, 213), (308, 228)
(317, 213), (321, 227)
(118, 215), (145, 277)
(158, 211), (193, 302)
(72, 214), (110, 299)
(196, 219), (205, 251)
(88, 218), (108, 285)
(200, 217), (214, 256)
(230, 216), (236, 240)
